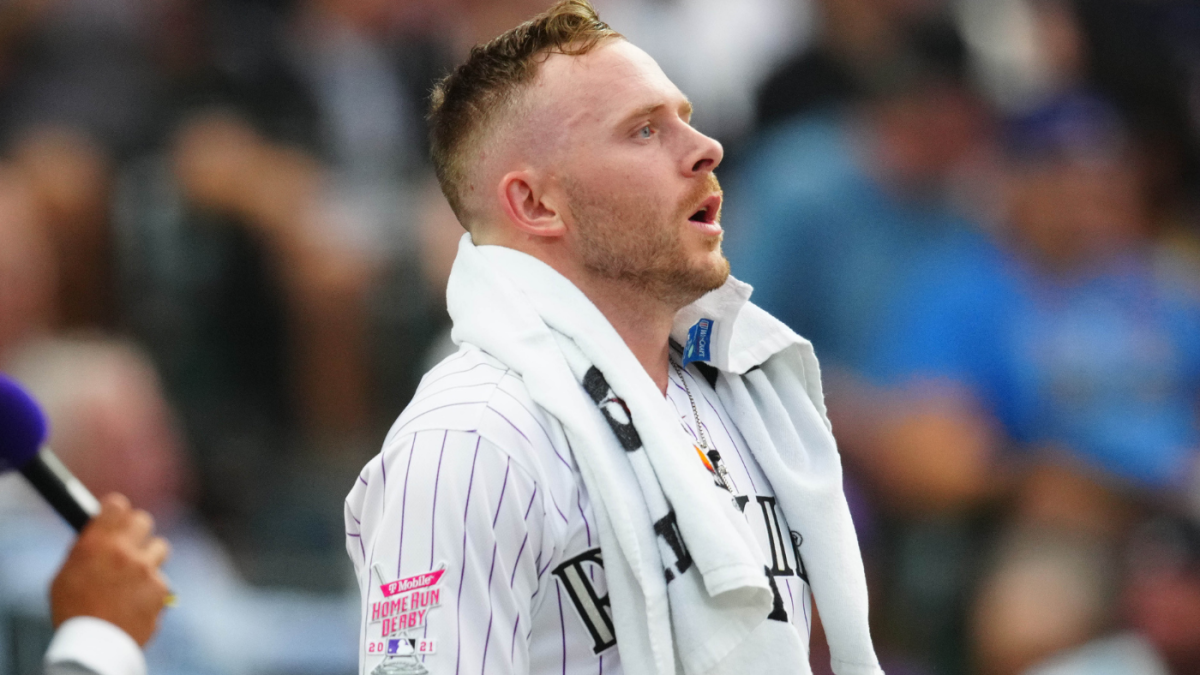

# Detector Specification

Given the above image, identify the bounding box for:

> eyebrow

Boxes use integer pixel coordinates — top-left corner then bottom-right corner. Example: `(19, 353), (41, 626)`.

(617, 99), (694, 128)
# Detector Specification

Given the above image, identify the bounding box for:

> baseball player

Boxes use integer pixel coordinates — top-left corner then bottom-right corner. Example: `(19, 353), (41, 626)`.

(345, 3), (879, 675)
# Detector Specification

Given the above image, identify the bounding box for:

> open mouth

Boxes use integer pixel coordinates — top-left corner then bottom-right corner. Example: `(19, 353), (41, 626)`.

(688, 195), (722, 225)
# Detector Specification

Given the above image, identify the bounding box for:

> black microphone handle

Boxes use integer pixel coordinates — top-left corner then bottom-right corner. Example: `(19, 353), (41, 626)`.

(18, 449), (100, 533)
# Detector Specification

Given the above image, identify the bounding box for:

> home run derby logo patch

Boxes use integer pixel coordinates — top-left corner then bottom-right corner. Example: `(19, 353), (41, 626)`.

(368, 565), (443, 675)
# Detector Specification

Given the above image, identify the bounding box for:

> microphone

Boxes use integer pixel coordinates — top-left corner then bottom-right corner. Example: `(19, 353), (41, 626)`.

(0, 374), (101, 532)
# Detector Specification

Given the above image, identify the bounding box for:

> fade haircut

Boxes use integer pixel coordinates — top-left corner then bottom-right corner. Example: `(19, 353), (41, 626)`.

(428, 0), (622, 228)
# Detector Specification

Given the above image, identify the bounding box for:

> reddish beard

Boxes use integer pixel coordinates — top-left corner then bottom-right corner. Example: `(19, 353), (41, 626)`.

(564, 173), (730, 308)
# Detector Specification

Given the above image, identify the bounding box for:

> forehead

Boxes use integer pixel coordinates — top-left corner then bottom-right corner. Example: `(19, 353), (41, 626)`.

(530, 40), (685, 135)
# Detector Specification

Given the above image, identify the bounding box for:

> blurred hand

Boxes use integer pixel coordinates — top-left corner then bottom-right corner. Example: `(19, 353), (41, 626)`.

(867, 383), (1004, 514)
(49, 494), (171, 646)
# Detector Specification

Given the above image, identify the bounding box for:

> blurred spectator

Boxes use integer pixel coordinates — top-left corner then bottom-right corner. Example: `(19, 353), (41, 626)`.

(0, 337), (359, 675)
(99, 0), (468, 581)
(0, 165), (56, 362)
(869, 94), (1200, 507)
(952, 0), (1088, 114)
(111, 110), (381, 583)
(1024, 514), (1200, 675)
(973, 525), (1117, 675)
(866, 93), (1200, 674)
(755, 0), (958, 130)
(727, 22), (988, 381)
(726, 15), (991, 675)
(0, 0), (179, 157)
(10, 126), (117, 331)
(1070, 0), (1200, 229)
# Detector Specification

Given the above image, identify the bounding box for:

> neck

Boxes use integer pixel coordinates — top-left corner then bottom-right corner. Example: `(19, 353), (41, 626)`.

(582, 280), (677, 395)
(492, 234), (683, 395)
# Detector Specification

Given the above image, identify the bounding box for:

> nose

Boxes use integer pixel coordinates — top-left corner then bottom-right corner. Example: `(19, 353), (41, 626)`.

(682, 127), (723, 177)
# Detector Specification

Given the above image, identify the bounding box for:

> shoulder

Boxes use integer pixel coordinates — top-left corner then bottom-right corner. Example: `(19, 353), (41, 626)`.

(380, 344), (574, 488)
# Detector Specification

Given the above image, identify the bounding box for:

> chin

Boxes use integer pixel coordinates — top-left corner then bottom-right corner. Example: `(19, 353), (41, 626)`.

(680, 253), (731, 304)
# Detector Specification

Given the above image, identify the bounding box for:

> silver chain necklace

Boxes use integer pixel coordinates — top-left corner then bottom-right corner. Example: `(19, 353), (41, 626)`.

(670, 358), (734, 494)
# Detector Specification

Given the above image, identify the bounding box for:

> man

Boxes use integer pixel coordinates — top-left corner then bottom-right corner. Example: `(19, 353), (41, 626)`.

(45, 493), (171, 675)
(345, 3), (881, 674)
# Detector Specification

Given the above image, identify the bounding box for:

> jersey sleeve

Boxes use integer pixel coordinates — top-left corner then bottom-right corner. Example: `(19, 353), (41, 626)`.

(346, 429), (548, 675)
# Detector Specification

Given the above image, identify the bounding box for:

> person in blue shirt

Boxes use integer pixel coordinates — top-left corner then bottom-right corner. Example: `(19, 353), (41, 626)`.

(870, 94), (1200, 496)
(727, 46), (986, 376)
(861, 91), (1200, 675)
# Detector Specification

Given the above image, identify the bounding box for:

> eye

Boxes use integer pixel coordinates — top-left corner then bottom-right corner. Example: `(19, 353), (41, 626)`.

(637, 124), (654, 139)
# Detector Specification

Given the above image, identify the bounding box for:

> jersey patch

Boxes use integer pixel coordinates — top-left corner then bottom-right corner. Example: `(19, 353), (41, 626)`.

(368, 565), (446, 675)
(682, 318), (714, 367)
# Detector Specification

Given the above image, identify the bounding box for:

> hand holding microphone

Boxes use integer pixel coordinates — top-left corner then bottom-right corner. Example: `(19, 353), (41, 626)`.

(1, 373), (173, 652)
(51, 493), (172, 646)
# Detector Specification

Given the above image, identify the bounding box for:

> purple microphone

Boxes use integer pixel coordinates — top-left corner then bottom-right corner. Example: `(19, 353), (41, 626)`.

(0, 374), (100, 531)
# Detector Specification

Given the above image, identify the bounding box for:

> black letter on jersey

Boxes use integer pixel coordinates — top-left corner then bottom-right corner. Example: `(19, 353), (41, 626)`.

(790, 531), (809, 584)
(765, 566), (789, 622)
(553, 549), (616, 654)
(653, 511), (693, 582)
(757, 496), (794, 576)
(583, 367), (642, 452)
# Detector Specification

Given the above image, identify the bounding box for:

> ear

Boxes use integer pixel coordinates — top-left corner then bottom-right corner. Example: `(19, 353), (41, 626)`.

(498, 170), (565, 239)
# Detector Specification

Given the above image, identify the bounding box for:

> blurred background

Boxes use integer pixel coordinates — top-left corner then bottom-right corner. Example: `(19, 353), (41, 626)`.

(0, 0), (1198, 674)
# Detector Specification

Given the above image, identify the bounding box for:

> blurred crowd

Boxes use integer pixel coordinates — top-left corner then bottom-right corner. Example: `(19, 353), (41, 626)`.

(0, 0), (1198, 674)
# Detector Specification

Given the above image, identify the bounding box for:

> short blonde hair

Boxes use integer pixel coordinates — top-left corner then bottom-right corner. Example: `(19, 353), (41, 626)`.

(428, 0), (621, 226)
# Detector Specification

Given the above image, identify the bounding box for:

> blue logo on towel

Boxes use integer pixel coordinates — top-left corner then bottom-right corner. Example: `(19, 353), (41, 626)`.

(682, 318), (713, 367)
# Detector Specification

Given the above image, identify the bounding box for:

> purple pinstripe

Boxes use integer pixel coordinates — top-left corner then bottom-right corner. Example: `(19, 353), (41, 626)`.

(576, 490), (595, 581)
(430, 434), (447, 567)
(420, 434), (449, 658)
(494, 385), (572, 471)
(478, 539), (500, 675)
(576, 492), (592, 546)
(454, 440), (482, 675)
(492, 459), (511, 527)
(510, 533), (529, 588)
(524, 486), (539, 520)
(348, 532), (365, 559)
(484, 404), (562, 470)
(549, 495), (569, 524)
(397, 434), (419, 575)
(556, 584), (567, 675)
(510, 615), (522, 663)
(800, 582), (810, 632)
(785, 578), (796, 624)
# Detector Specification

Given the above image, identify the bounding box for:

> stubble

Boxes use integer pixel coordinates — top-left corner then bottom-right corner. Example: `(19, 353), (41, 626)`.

(565, 173), (730, 309)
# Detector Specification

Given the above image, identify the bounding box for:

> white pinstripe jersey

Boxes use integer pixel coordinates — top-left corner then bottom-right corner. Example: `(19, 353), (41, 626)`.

(345, 345), (813, 675)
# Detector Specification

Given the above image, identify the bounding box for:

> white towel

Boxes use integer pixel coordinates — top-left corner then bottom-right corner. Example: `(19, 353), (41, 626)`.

(446, 235), (882, 675)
